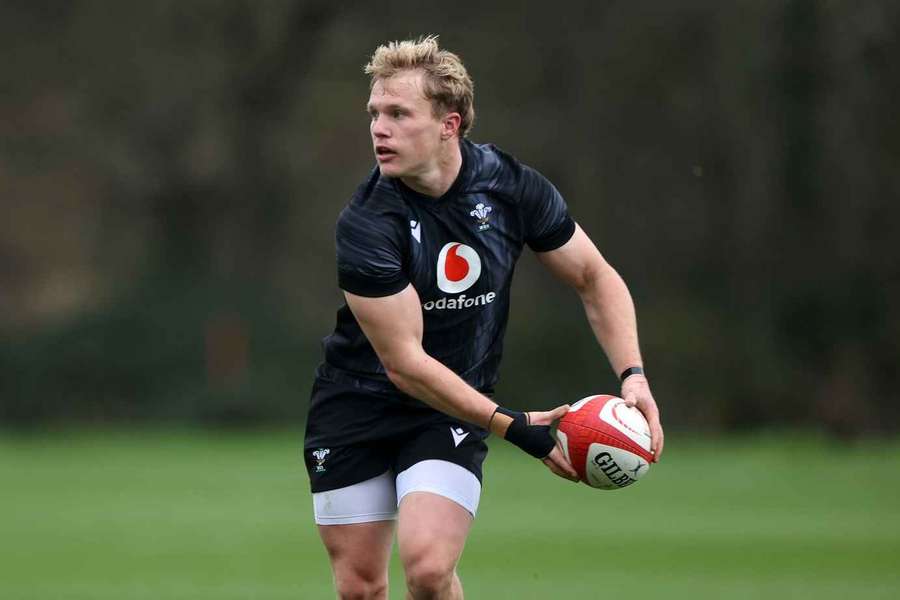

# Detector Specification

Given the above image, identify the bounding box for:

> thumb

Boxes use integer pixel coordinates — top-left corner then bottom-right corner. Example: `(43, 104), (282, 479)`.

(549, 404), (571, 421)
(623, 393), (637, 407)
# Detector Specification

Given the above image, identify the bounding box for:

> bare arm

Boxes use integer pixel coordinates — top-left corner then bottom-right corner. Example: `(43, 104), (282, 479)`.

(345, 284), (578, 479)
(537, 223), (665, 460)
(345, 284), (497, 428)
(536, 224), (641, 374)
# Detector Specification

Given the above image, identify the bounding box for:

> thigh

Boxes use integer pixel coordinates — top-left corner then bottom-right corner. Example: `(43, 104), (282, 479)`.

(318, 520), (395, 594)
(312, 469), (398, 525)
(315, 471), (398, 597)
(396, 489), (473, 573)
(393, 420), (487, 571)
(394, 459), (482, 581)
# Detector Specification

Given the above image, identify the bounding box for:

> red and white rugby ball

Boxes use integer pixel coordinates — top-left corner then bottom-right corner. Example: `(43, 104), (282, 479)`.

(556, 395), (654, 489)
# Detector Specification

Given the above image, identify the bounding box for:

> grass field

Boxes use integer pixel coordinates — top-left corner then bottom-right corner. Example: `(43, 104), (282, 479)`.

(1, 430), (899, 599)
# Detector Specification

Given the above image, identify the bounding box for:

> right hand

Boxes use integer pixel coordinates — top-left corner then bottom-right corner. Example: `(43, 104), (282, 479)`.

(527, 405), (579, 482)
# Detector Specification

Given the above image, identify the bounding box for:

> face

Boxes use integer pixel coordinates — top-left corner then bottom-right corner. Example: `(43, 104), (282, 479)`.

(367, 70), (448, 179)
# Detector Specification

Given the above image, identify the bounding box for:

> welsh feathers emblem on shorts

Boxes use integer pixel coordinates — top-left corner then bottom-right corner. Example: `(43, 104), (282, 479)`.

(469, 202), (492, 231)
(312, 448), (330, 472)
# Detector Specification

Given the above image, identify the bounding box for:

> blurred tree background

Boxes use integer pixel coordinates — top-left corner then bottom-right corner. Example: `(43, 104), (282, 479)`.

(1, 0), (897, 434)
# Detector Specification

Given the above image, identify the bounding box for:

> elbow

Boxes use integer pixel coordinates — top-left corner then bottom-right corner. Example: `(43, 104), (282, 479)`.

(381, 354), (421, 393)
(575, 261), (604, 296)
(576, 260), (621, 301)
(384, 366), (411, 392)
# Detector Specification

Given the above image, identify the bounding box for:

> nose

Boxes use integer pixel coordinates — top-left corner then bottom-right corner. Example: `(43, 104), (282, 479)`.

(371, 114), (390, 139)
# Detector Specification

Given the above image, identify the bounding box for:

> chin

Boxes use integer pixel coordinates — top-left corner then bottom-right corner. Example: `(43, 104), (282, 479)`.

(377, 162), (405, 178)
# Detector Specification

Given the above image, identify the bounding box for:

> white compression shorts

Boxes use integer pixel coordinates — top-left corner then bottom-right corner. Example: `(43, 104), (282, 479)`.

(312, 459), (482, 525)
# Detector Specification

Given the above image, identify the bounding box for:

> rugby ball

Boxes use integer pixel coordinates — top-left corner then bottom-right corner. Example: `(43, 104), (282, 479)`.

(556, 395), (654, 489)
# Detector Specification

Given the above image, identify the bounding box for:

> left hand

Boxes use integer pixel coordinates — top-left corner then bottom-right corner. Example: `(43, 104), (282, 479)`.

(621, 375), (664, 462)
(527, 405), (580, 482)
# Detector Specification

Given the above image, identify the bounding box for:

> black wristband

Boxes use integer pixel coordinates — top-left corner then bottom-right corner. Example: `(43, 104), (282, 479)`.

(495, 407), (556, 459)
(619, 366), (644, 382)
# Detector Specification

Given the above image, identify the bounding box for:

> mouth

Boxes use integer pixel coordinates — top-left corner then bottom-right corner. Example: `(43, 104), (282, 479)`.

(375, 145), (398, 162)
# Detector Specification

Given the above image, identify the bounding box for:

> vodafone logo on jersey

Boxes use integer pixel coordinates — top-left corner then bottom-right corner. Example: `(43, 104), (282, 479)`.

(424, 242), (496, 312)
(437, 243), (481, 293)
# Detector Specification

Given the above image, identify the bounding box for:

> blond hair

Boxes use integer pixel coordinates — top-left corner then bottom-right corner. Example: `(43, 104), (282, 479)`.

(364, 35), (475, 137)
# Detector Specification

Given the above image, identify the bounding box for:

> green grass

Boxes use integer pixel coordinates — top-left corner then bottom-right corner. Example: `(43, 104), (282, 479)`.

(1, 430), (898, 599)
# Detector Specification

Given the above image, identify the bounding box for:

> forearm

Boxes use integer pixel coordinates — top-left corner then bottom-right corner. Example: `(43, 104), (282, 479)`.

(385, 348), (562, 460)
(579, 264), (643, 375)
(384, 350), (499, 430)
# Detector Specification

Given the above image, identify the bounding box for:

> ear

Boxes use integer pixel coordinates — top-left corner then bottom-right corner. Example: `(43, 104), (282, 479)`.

(440, 112), (462, 140)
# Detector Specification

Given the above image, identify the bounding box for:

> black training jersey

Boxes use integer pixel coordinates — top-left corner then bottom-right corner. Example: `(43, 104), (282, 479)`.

(319, 139), (576, 392)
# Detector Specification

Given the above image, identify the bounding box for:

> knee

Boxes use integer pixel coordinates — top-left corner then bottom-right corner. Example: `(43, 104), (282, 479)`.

(405, 556), (455, 598)
(333, 566), (388, 600)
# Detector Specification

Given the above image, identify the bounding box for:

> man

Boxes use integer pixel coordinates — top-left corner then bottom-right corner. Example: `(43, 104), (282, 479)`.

(304, 36), (664, 600)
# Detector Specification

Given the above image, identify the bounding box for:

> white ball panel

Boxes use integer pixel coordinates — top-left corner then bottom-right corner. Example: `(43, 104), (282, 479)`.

(568, 396), (596, 413)
(584, 443), (650, 489)
(598, 399), (652, 452)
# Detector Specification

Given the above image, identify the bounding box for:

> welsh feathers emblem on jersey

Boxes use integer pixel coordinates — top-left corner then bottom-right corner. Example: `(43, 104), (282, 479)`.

(312, 448), (330, 472)
(469, 202), (492, 231)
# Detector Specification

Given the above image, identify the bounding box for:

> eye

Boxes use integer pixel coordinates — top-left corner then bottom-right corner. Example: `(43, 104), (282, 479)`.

(392, 109), (404, 119)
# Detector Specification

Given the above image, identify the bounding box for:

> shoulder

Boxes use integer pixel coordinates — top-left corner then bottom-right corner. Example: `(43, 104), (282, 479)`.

(345, 167), (407, 215)
(464, 142), (574, 251)
(462, 140), (549, 198)
(337, 167), (408, 234)
(463, 140), (522, 186)
(335, 170), (411, 296)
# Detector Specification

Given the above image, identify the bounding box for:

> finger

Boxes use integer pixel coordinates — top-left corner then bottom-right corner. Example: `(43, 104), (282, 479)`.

(652, 424), (665, 461)
(630, 397), (660, 459)
(542, 457), (579, 482)
(646, 416), (663, 462)
(527, 404), (571, 426)
(548, 404), (571, 422)
(632, 396), (659, 426)
(542, 448), (571, 478)
(623, 392), (637, 407)
(547, 446), (579, 480)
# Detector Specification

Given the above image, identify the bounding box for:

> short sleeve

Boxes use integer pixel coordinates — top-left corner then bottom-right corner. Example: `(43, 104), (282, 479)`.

(519, 165), (576, 252)
(335, 206), (409, 297)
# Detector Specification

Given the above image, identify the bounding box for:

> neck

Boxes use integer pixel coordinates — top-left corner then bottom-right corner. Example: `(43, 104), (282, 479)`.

(400, 139), (463, 198)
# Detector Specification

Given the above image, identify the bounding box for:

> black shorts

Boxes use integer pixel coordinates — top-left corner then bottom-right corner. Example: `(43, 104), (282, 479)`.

(303, 374), (490, 494)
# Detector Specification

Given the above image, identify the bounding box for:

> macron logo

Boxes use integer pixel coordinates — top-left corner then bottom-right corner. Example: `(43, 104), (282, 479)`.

(451, 426), (469, 447)
(410, 220), (421, 243)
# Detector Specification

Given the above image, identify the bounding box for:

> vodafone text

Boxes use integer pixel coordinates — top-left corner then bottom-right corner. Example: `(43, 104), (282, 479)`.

(422, 292), (496, 312)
